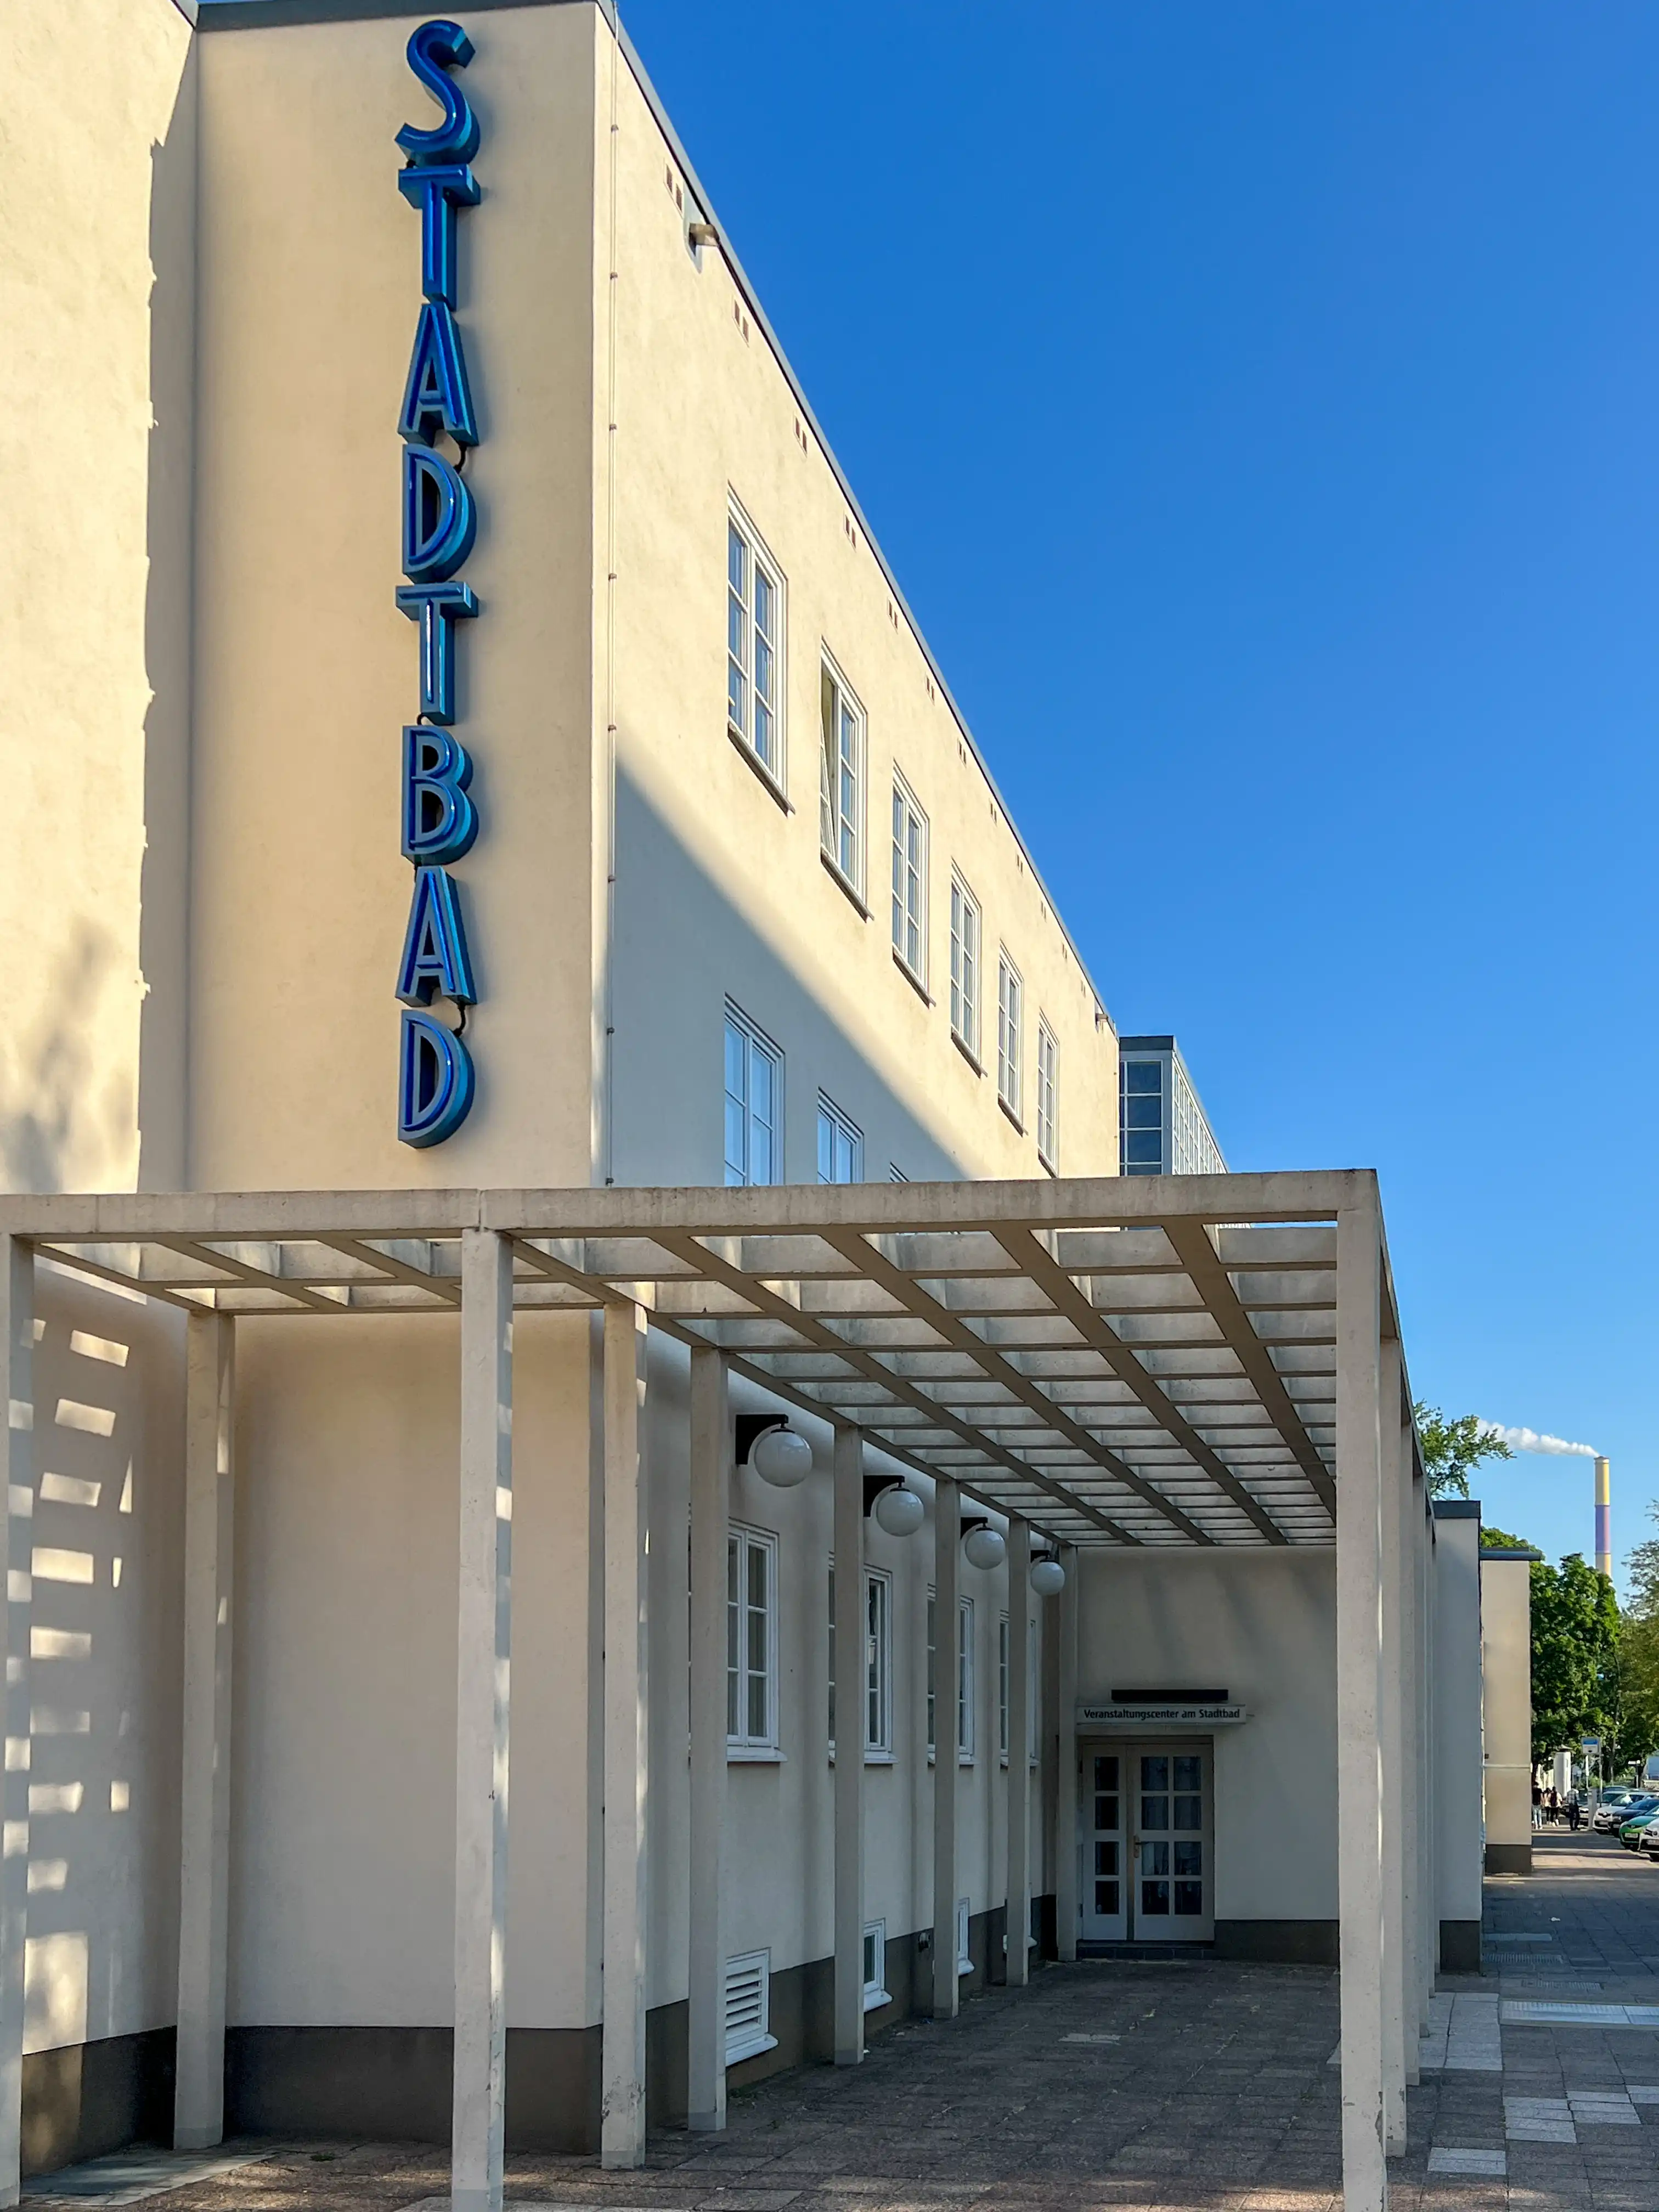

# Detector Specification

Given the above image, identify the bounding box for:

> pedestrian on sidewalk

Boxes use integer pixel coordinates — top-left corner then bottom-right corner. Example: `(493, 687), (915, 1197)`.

(1532, 1779), (1543, 1831)
(1547, 1786), (1560, 1824)
(1567, 1787), (1581, 1831)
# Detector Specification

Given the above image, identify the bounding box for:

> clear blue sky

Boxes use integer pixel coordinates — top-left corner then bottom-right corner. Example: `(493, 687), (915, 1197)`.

(621, 1), (1659, 1587)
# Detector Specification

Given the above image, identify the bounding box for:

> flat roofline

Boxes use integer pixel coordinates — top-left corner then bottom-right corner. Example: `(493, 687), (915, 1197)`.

(1119, 1037), (1177, 1053)
(1481, 1547), (1543, 1562)
(1432, 1500), (1482, 1519)
(194, 0), (1117, 1032)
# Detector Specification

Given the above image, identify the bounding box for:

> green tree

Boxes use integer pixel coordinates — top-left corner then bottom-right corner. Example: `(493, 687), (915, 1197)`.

(1608, 1505), (1659, 1776)
(1415, 1404), (1513, 1499)
(1529, 1551), (1621, 1765)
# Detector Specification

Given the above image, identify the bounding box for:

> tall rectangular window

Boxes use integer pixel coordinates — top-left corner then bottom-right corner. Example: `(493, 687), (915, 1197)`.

(1029, 1613), (1040, 1764)
(817, 1093), (862, 1184)
(997, 955), (1023, 1121)
(1121, 1056), (1165, 1175)
(819, 660), (865, 893)
(998, 1613), (1009, 1759)
(727, 509), (783, 777)
(724, 1006), (781, 1187)
(949, 875), (980, 1059)
(1036, 1020), (1059, 1168)
(957, 1595), (975, 1759)
(829, 1564), (891, 1754)
(727, 1525), (777, 1753)
(926, 1593), (936, 1754)
(890, 776), (927, 983)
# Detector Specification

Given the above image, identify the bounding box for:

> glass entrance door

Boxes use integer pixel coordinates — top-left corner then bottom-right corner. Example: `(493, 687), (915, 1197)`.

(1133, 1745), (1213, 1939)
(1076, 1739), (1214, 1943)
(1079, 1750), (1127, 1942)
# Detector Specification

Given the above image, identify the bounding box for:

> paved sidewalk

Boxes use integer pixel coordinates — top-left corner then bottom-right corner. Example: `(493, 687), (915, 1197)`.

(25, 1828), (1659, 2211)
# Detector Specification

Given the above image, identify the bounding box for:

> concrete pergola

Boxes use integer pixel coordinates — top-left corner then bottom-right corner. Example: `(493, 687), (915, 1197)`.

(0, 1170), (1429, 2212)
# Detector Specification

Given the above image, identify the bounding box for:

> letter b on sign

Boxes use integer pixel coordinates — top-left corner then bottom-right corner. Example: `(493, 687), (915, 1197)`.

(403, 725), (478, 865)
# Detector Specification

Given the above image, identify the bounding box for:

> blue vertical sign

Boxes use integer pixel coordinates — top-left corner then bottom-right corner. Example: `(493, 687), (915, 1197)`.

(396, 20), (482, 1146)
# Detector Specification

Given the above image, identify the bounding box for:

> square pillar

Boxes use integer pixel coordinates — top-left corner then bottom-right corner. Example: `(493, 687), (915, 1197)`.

(1335, 1199), (1387, 2212)
(1005, 1519), (1031, 1989)
(931, 1479), (959, 2019)
(686, 1348), (727, 2131)
(1055, 1547), (1079, 1963)
(0, 1239), (34, 2208)
(833, 1427), (865, 2065)
(452, 1230), (514, 2212)
(601, 1300), (649, 2169)
(175, 1311), (235, 2151)
(1378, 1335), (1407, 2147)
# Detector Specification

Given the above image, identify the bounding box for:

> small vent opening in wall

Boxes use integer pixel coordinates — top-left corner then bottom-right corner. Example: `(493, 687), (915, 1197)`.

(724, 1949), (779, 2064)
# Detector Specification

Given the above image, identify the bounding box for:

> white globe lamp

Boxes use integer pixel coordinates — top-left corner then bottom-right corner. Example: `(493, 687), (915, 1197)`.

(872, 1482), (924, 1538)
(1030, 1555), (1066, 1598)
(962, 1521), (1007, 1571)
(750, 1423), (812, 1488)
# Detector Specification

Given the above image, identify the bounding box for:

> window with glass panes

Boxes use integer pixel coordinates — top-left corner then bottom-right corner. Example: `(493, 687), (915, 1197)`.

(957, 1595), (974, 1758)
(1036, 1020), (1058, 1166)
(926, 1593), (936, 1753)
(726, 1526), (777, 1751)
(827, 1565), (891, 1753)
(819, 662), (864, 889)
(1120, 1056), (1165, 1175)
(724, 1006), (781, 1187)
(998, 1615), (1009, 1758)
(949, 876), (980, 1057)
(997, 956), (1022, 1119)
(726, 512), (782, 776)
(890, 777), (927, 980)
(817, 1094), (862, 1185)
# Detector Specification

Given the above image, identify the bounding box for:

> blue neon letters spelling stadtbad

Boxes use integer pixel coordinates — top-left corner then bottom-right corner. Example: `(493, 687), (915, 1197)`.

(397, 20), (482, 1147)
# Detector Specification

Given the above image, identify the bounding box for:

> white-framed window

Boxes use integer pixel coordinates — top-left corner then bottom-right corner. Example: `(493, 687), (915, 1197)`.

(926, 1592), (936, 1754)
(817, 1094), (862, 1185)
(724, 1949), (778, 2063)
(955, 1895), (972, 1977)
(998, 1613), (1009, 1761)
(724, 1005), (782, 1188)
(1029, 1613), (1040, 1765)
(949, 874), (980, 1059)
(819, 658), (865, 894)
(828, 1564), (891, 1754)
(862, 1919), (890, 2011)
(727, 505), (785, 780)
(890, 775), (928, 983)
(997, 955), (1023, 1121)
(957, 1594), (974, 1760)
(727, 1524), (778, 1754)
(1036, 1019), (1058, 1168)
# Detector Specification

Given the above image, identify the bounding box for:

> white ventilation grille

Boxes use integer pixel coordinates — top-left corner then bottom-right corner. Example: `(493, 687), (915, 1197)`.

(724, 1949), (778, 2064)
(956, 1897), (972, 1976)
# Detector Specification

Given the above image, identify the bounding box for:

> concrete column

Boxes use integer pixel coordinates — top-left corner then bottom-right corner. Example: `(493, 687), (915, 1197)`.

(1006, 1519), (1031, 1988)
(1397, 1417), (1423, 2061)
(1417, 1492), (1435, 2020)
(833, 1428), (865, 2064)
(174, 1311), (235, 2152)
(931, 1479), (960, 2018)
(452, 1230), (514, 2212)
(0, 1240), (34, 2208)
(686, 1348), (727, 2132)
(602, 1300), (650, 2168)
(1335, 1200), (1387, 2212)
(1056, 1547), (1079, 1963)
(1378, 1335), (1407, 2149)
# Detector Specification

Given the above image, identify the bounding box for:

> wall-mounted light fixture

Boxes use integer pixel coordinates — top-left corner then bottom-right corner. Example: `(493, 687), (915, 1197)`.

(961, 1517), (1007, 1571)
(1029, 1550), (1066, 1598)
(735, 1413), (813, 1489)
(864, 1475), (924, 1538)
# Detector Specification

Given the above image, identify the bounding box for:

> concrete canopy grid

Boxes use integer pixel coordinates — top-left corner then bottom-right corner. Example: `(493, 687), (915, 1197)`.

(0, 1170), (1424, 2212)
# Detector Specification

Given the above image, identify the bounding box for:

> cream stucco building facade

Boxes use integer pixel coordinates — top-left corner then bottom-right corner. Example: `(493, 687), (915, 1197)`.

(3, 8), (1511, 2212)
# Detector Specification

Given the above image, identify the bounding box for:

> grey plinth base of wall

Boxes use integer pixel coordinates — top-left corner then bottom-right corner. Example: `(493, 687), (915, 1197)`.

(1440, 1921), (1482, 1973)
(1212, 1922), (1340, 1967)
(1485, 1842), (1533, 1875)
(22, 2029), (177, 2179)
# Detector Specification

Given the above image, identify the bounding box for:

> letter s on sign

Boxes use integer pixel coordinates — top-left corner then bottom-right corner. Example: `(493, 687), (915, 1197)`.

(398, 20), (481, 167)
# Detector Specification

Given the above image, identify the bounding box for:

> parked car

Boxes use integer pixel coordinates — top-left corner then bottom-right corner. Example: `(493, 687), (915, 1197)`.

(1638, 1822), (1659, 1860)
(1594, 1790), (1648, 1832)
(1619, 1808), (1659, 1848)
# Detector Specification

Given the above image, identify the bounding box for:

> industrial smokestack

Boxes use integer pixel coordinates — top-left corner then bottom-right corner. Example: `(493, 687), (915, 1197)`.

(1596, 1457), (1612, 1581)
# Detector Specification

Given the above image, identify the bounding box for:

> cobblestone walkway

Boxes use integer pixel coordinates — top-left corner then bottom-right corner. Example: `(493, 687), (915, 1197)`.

(29, 1828), (1659, 2211)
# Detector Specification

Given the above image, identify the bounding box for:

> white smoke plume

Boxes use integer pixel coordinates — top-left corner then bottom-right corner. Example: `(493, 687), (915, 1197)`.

(1480, 1422), (1599, 1458)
